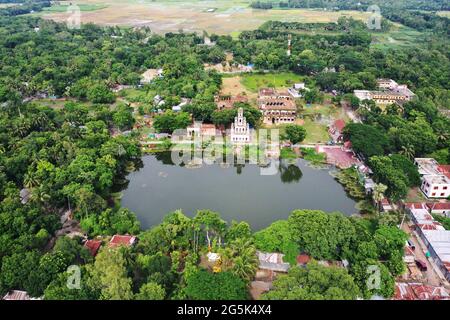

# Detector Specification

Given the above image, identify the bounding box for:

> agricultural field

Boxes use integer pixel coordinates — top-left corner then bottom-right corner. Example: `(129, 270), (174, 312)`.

(41, 3), (109, 12)
(370, 23), (425, 50)
(37, 0), (372, 35)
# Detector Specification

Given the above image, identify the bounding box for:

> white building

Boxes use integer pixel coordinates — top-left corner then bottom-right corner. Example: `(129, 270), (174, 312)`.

(288, 83), (309, 98)
(421, 175), (450, 199)
(230, 108), (251, 143)
(415, 158), (450, 199)
(354, 79), (415, 104)
(354, 90), (372, 101)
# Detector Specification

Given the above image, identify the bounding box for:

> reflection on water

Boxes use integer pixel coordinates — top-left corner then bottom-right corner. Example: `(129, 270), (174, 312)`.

(121, 152), (358, 230)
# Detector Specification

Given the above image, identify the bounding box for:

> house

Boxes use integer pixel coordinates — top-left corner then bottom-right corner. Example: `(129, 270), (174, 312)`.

(287, 83), (309, 98)
(394, 283), (449, 300)
(364, 178), (376, 195)
(140, 68), (163, 84)
(19, 188), (31, 205)
(214, 94), (248, 110)
(379, 198), (394, 212)
(2, 290), (36, 300)
(84, 239), (102, 257)
(408, 207), (450, 281)
(414, 158), (450, 199)
(414, 158), (442, 176)
(420, 175), (450, 199)
(201, 124), (217, 137)
(421, 230), (450, 282)
(109, 235), (137, 248)
(230, 108), (251, 144)
(257, 89), (297, 125)
(187, 122), (217, 138)
(296, 254), (311, 266)
(257, 251), (290, 273)
(426, 202), (450, 216)
(437, 165), (450, 179)
(404, 202), (428, 210)
(172, 98), (190, 112)
(328, 119), (346, 143)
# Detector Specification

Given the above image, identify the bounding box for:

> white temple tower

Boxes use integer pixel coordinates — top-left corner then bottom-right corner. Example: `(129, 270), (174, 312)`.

(230, 108), (250, 143)
(287, 34), (292, 57)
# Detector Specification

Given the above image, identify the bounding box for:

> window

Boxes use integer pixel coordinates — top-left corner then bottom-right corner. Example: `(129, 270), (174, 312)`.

(433, 186), (438, 190)
(444, 186), (448, 190)
(441, 193), (445, 197)
(432, 193), (436, 196)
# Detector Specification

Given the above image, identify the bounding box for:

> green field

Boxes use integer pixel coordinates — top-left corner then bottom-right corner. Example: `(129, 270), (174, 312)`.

(371, 24), (425, 50)
(301, 118), (330, 144)
(240, 72), (305, 92)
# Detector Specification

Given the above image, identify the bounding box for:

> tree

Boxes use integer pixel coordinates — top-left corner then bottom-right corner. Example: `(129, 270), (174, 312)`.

(288, 210), (356, 260)
(153, 111), (191, 134)
(284, 124), (306, 144)
(194, 210), (227, 249)
(86, 248), (134, 300)
(369, 156), (409, 201)
(263, 263), (360, 300)
(372, 183), (387, 207)
(254, 220), (299, 265)
(350, 259), (395, 299)
(344, 123), (390, 159)
(44, 267), (98, 300)
(220, 238), (258, 282)
(185, 270), (247, 300)
(113, 103), (135, 130)
(87, 83), (115, 104)
(390, 154), (421, 187)
(135, 282), (165, 300)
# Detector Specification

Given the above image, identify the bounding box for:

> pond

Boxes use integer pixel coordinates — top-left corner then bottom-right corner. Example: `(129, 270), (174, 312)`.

(121, 152), (358, 231)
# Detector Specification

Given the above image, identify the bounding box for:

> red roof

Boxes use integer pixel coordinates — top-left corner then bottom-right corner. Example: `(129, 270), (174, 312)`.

(438, 165), (450, 179)
(84, 240), (102, 256)
(381, 198), (390, 205)
(394, 283), (450, 300)
(2, 290), (30, 300)
(296, 254), (311, 265)
(343, 141), (352, 149)
(404, 202), (427, 210)
(109, 235), (136, 248)
(438, 165), (450, 173)
(333, 119), (346, 132)
(427, 202), (450, 211)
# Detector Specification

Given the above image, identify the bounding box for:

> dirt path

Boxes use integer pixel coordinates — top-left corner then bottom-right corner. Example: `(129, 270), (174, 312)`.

(401, 222), (444, 287)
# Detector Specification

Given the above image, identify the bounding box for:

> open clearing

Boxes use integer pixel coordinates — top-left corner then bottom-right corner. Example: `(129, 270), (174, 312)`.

(36, 0), (372, 35)
(240, 72), (305, 92)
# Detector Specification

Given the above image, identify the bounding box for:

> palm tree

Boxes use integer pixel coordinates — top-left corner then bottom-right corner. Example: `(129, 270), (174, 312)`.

(372, 183), (388, 209)
(399, 144), (415, 160)
(30, 186), (50, 206)
(221, 238), (258, 281)
(23, 172), (39, 189)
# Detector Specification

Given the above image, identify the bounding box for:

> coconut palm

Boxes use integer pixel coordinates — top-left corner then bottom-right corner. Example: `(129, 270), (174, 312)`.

(399, 144), (415, 160)
(30, 186), (51, 206)
(372, 183), (388, 208)
(221, 238), (258, 281)
(23, 172), (39, 189)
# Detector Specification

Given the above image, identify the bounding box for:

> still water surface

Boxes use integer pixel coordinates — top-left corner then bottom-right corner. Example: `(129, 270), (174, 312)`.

(121, 152), (358, 230)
